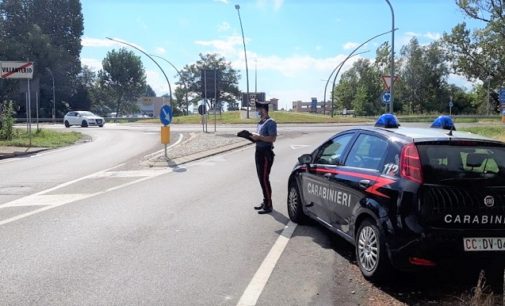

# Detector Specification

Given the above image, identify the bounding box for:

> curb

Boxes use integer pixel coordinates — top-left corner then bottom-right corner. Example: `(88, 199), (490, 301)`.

(0, 148), (49, 160)
(143, 139), (253, 168)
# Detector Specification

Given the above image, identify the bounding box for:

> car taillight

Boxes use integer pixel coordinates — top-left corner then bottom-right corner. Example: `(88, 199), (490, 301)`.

(400, 143), (423, 184)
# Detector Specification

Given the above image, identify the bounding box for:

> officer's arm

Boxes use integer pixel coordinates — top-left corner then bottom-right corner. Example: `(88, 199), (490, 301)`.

(253, 135), (276, 143)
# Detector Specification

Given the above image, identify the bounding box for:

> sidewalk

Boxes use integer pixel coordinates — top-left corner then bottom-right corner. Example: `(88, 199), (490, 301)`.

(142, 132), (253, 168)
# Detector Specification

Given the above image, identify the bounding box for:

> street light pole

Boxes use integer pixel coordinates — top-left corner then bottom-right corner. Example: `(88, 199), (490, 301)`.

(385, 0), (395, 113)
(330, 29), (397, 117)
(106, 37), (172, 106)
(323, 51), (368, 116)
(235, 4), (250, 119)
(46, 67), (56, 124)
(150, 54), (190, 115)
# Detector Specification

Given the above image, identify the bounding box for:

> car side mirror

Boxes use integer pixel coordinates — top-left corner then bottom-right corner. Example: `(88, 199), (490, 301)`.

(298, 154), (312, 165)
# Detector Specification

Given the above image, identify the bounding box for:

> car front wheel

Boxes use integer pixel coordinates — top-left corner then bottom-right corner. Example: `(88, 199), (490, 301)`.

(81, 120), (88, 128)
(64, 121), (70, 128)
(287, 182), (308, 224)
(355, 219), (391, 282)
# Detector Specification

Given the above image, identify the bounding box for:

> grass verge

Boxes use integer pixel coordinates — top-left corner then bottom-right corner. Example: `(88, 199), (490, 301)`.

(460, 126), (505, 142)
(0, 128), (83, 148)
(138, 111), (371, 124)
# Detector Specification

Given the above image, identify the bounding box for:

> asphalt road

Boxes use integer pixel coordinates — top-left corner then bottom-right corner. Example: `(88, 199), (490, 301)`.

(0, 123), (503, 305)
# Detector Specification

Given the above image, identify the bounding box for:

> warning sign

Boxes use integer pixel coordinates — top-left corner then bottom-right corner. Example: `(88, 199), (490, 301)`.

(1, 61), (34, 79)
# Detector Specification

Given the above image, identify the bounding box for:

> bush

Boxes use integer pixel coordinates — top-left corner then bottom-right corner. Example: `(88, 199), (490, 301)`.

(0, 101), (15, 140)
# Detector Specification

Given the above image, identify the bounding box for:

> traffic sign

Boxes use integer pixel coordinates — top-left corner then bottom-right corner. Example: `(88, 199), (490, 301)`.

(449, 101), (454, 108)
(198, 104), (207, 115)
(499, 88), (505, 104)
(382, 91), (391, 104)
(381, 75), (397, 90)
(0, 61), (34, 79)
(160, 105), (173, 126)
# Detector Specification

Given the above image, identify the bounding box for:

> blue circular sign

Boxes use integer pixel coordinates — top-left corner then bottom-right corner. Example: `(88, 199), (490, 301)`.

(449, 101), (454, 107)
(160, 105), (173, 125)
(382, 91), (391, 104)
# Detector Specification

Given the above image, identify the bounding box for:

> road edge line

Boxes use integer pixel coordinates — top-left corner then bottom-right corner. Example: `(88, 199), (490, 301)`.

(236, 221), (297, 306)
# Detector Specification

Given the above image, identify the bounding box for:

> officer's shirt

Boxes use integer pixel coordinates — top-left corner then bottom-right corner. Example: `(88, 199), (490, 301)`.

(256, 117), (277, 150)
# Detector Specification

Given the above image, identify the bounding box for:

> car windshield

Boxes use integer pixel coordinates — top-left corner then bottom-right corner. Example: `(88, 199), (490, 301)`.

(79, 111), (95, 116)
(417, 143), (505, 184)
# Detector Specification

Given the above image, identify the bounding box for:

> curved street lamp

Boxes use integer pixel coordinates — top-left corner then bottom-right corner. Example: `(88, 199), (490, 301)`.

(330, 28), (398, 117)
(322, 51), (369, 115)
(385, 0), (395, 113)
(235, 4), (250, 119)
(106, 37), (172, 106)
(150, 54), (190, 115)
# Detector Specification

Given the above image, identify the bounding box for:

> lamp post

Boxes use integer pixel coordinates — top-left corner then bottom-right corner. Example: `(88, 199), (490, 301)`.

(106, 37), (172, 106)
(46, 67), (56, 124)
(323, 51), (368, 116)
(385, 0), (395, 113)
(150, 54), (190, 115)
(330, 29), (397, 117)
(235, 4), (250, 119)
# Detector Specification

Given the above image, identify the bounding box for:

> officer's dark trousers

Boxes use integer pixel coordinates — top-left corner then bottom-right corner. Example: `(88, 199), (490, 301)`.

(255, 147), (275, 208)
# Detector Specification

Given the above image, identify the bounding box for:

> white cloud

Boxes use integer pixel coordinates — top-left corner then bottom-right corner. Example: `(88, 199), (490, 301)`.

(81, 58), (102, 71)
(213, 0), (229, 3)
(343, 42), (360, 50)
(217, 21), (231, 32)
(448, 73), (475, 91)
(425, 32), (442, 40)
(256, 0), (284, 11)
(401, 31), (442, 45)
(81, 37), (117, 48)
(194, 35), (245, 58)
(155, 47), (166, 55)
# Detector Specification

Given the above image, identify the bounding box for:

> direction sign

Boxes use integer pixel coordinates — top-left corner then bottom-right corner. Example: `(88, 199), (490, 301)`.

(159, 105), (173, 126)
(449, 101), (454, 108)
(499, 88), (505, 104)
(0, 61), (34, 79)
(382, 91), (391, 104)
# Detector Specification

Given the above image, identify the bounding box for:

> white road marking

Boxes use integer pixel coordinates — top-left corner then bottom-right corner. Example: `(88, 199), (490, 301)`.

(290, 144), (310, 150)
(236, 221), (297, 306)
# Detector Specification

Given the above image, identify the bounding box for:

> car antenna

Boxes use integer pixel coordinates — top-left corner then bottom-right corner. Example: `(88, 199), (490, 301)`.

(447, 125), (454, 136)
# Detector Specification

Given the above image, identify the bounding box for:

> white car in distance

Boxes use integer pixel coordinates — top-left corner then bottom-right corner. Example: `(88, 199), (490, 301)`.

(64, 111), (105, 128)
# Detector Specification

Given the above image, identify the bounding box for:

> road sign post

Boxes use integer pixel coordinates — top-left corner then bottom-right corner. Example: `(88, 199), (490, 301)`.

(160, 104), (173, 159)
(499, 88), (505, 123)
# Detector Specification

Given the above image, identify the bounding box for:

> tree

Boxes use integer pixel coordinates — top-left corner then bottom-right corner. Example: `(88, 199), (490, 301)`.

(0, 0), (83, 115)
(98, 48), (147, 117)
(178, 53), (241, 110)
(443, 0), (505, 88)
(145, 85), (156, 97)
(68, 66), (96, 111)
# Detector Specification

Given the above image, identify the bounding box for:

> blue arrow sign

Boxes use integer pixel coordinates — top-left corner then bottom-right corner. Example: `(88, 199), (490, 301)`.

(449, 101), (454, 108)
(382, 91), (391, 105)
(160, 105), (173, 126)
(499, 88), (505, 104)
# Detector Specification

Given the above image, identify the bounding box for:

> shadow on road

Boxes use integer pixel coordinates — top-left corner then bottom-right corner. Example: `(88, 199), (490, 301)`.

(293, 222), (504, 305)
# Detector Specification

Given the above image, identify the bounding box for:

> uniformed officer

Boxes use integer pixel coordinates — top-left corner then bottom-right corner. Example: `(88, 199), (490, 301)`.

(251, 101), (277, 214)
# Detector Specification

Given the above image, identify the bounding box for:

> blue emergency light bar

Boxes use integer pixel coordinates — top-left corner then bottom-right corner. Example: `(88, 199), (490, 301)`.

(431, 115), (456, 130)
(375, 114), (400, 128)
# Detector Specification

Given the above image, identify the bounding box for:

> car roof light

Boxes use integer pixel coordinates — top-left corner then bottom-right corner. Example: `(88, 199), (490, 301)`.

(375, 114), (400, 128)
(430, 115), (456, 130)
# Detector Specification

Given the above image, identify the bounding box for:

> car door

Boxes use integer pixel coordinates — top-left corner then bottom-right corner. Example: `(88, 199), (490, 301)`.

(325, 132), (390, 234)
(69, 112), (78, 125)
(299, 132), (356, 226)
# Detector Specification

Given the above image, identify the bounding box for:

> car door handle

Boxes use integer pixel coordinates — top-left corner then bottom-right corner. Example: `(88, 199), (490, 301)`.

(359, 179), (372, 189)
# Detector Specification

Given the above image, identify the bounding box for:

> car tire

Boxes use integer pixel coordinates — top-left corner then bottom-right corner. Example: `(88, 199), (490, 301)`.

(81, 120), (88, 128)
(287, 182), (308, 224)
(355, 219), (391, 282)
(64, 121), (70, 128)
(99, 124), (104, 128)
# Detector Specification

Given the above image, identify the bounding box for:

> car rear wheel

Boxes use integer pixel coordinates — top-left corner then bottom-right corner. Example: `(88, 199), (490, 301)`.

(81, 120), (88, 128)
(64, 121), (70, 128)
(287, 182), (308, 224)
(99, 124), (104, 128)
(355, 219), (391, 281)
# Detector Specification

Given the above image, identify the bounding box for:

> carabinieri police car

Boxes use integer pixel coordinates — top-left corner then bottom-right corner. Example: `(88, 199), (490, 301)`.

(287, 114), (505, 281)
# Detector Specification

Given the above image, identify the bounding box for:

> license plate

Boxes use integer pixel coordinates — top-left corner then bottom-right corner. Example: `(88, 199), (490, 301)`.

(463, 237), (505, 251)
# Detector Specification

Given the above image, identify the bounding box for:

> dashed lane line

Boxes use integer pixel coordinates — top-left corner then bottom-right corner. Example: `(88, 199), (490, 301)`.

(236, 221), (297, 306)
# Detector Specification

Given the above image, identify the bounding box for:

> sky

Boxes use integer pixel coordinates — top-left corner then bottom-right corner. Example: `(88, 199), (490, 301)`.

(80, 0), (484, 110)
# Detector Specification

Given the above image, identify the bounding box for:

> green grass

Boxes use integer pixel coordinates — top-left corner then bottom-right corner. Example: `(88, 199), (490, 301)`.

(460, 126), (505, 142)
(0, 128), (83, 148)
(137, 111), (371, 124)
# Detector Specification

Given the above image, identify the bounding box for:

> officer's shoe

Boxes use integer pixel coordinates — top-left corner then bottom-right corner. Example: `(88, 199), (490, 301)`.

(258, 206), (273, 214)
(254, 203), (264, 210)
